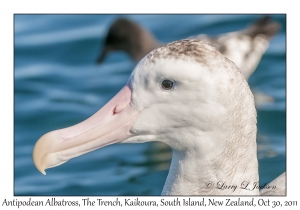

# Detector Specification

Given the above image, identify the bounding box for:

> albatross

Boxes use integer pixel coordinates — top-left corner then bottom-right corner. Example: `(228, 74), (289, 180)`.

(97, 16), (280, 81)
(33, 39), (285, 195)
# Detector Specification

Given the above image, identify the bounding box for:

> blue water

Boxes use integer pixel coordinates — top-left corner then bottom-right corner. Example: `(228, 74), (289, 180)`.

(14, 14), (286, 195)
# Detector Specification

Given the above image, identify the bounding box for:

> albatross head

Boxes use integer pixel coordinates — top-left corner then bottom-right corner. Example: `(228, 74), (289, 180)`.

(33, 39), (258, 195)
(97, 18), (159, 63)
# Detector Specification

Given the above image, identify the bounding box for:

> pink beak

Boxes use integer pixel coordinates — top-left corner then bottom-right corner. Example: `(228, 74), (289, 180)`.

(32, 85), (139, 175)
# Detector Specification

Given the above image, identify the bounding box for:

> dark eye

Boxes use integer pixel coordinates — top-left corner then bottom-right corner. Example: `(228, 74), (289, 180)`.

(161, 79), (174, 90)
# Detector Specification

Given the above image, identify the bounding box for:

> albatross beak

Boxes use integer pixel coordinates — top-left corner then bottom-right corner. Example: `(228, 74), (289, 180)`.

(96, 47), (110, 63)
(32, 85), (138, 175)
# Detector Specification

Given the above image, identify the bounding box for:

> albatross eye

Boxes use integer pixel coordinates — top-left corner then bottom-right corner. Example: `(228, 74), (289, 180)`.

(161, 79), (174, 90)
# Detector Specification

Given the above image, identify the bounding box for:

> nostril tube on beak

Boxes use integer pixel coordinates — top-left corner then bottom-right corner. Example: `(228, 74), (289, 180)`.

(113, 104), (126, 115)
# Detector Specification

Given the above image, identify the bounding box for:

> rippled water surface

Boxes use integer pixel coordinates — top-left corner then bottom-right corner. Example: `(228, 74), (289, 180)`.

(14, 14), (286, 195)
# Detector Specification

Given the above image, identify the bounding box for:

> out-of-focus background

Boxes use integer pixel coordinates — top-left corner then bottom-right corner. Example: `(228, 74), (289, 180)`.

(14, 14), (286, 195)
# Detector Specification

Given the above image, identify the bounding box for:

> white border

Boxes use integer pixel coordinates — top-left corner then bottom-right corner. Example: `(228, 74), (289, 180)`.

(2, 0), (299, 209)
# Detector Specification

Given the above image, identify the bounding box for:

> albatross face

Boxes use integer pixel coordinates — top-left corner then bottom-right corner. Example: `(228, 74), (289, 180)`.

(33, 39), (255, 178)
(124, 55), (224, 150)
